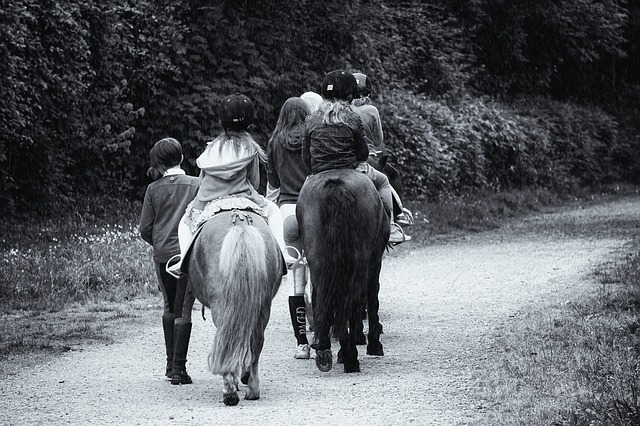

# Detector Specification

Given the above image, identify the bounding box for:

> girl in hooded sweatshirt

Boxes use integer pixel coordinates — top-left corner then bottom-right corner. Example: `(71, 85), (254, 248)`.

(167, 94), (297, 277)
(266, 96), (313, 359)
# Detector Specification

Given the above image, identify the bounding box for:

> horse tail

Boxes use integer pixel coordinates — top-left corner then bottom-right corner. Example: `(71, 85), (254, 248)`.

(314, 177), (363, 334)
(207, 224), (268, 376)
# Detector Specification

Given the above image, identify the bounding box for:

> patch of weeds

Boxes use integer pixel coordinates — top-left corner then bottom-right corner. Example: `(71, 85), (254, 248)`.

(470, 230), (640, 425)
(0, 221), (157, 312)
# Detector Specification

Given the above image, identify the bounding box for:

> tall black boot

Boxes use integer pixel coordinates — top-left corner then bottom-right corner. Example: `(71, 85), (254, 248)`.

(173, 275), (187, 319)
(162, 316), (175, 378)
(289, 296), (310, 359)
(171, 322), (193, 385)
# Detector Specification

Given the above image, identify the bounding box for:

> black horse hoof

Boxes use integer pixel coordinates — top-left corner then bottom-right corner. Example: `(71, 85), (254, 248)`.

(223, 392), (240, 406)
(366, 343), (384, 357)
(316, 349), (333, 372)
(344, 359), (360, 373)
(240, 372), (250, 385)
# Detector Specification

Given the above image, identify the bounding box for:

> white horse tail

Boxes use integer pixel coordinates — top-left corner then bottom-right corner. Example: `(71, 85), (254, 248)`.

(207, 224), (268, 376)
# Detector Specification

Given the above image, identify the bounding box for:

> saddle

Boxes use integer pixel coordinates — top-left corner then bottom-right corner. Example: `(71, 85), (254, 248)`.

(187, 197), (265, 232)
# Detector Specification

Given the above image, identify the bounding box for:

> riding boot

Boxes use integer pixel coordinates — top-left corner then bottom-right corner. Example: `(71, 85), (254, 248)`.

(171, 322), (193, 385)
(288, 296), (310, 359)
(173, 275), (187, 319)
(162, 316), (174, 378)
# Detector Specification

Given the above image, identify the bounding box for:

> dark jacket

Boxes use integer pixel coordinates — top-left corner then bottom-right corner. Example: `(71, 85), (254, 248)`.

(267, 123), (311, 206)
(139, 173), (199, 263)
(302, 109), (369, 174)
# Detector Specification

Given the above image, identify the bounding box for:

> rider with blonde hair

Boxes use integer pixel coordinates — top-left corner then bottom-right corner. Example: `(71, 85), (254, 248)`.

(302, 70), (410, 244)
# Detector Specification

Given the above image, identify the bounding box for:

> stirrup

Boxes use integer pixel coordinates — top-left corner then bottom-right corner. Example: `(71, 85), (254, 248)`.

(396, 208), (415, 226)
(389, 223), (411, 245)
(284, 246), (306, 270)
(166, 254), (183, 279)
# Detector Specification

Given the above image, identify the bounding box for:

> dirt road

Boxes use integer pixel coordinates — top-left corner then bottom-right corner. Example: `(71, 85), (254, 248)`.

(1, 197), (638, 425)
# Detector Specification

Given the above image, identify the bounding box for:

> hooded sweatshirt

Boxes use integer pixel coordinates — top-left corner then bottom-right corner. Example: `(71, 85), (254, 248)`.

(192, 136), (265, 210)
(267, 123), (311, 206)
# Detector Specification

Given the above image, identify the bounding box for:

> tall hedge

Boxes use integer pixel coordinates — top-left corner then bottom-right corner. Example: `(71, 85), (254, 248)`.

(0, 0), (638, 217)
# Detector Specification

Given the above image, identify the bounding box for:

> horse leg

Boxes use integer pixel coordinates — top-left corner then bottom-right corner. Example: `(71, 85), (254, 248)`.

(240, 371), (250, 385)
(311, 288), (333, 372)
(223, 372), (240, 406)
(355, 318), (366, 345)
(342, 312), (360, 373)
(244, 319), (266, 401)
(244, 363), (260, 401)
(336, 323), (348, 364)
(314, 331), (333, 372)
(366, 267), (384, 356)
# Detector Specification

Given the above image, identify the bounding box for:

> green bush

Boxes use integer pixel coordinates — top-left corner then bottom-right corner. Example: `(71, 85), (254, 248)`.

(380, 92), (626, 199)
(1, 0), (639, 217)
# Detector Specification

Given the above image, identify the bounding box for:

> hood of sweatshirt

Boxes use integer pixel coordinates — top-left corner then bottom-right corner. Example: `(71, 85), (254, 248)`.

(196, 142), (256, 181)
(282, 124), (305, 151)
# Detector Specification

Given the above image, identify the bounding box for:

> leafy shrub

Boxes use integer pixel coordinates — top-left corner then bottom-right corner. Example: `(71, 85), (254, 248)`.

(0, 0), (638, 217)
(450, 0), (628, 99)
(380, 92), (625, 199)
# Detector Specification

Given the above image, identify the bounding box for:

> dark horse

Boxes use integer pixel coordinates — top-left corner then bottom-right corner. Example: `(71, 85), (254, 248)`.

(297, 169), (388, 373)
(185, 210), (284, 405)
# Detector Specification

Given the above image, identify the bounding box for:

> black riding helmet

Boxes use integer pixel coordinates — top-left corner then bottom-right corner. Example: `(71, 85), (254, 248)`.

(321, 70), (358, 101)
(353, 72), (372, 98)
(219, 94), (254, 131)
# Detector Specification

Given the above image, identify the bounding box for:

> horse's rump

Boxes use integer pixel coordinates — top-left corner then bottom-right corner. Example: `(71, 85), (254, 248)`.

(188, 210), (283, 376)
(298, 170), (388, 335)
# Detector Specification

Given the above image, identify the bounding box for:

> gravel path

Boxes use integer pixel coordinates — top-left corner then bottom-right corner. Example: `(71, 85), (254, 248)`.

(1, 197), (638, 425)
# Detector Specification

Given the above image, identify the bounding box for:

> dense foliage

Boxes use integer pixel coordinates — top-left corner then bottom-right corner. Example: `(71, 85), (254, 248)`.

(1, 0), (639, 215)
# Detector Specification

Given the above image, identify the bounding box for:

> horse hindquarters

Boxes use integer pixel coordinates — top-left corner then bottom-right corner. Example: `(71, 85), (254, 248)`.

(299, 170), (385, 373)
(193, 216), (282, 405)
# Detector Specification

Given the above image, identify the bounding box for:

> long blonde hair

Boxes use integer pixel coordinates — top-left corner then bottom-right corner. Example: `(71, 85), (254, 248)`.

(318, 99), (352, 125)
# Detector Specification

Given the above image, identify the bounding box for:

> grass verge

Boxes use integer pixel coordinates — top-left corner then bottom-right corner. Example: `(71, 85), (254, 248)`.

(467, 220), (640, 424)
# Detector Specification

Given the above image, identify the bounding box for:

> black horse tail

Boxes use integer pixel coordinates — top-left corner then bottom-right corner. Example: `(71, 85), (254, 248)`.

(313, 176), (365, 337)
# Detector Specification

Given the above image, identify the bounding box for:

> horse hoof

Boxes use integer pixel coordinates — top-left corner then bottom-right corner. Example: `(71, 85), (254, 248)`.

(223, 392), (240, 406)
(356, 332), (367, 345)
(366, 343), (384, 357)
(315, 349), (333, 372)
(344, 360), (360, 373)
(244, 392), (260, 401)
(241, 372), (250, 385)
